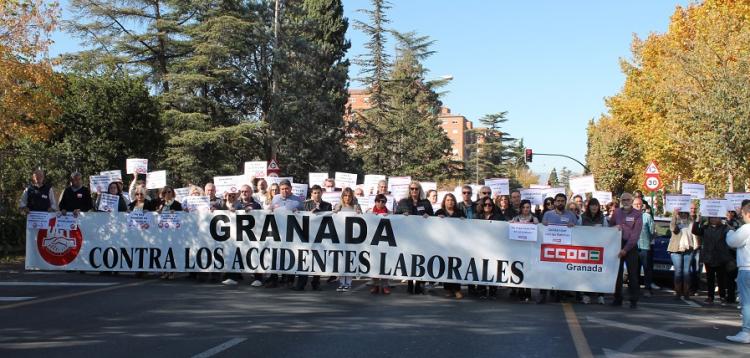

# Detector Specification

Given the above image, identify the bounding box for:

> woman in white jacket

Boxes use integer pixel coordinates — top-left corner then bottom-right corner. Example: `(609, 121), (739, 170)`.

(726, 200), (750, 344)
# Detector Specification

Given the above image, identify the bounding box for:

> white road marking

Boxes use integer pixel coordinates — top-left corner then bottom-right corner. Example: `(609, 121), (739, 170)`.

(587, 316), (747, 354)
(191, 338), (247, 358)
(0, 297), (36, 302)
(0, 282), (118, 287)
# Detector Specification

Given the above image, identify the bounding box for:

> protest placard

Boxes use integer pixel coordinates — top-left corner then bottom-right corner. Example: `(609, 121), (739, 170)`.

(484, 178), (510, 197)
(292, 183), (308, 201)
(665, 194), (692, 212)
(520, 188), (544, 205)
(126, 158), (148, 174)
(682, 182), (705, 199)
(184, 196), (211, 212)
(98, 193), (120, 212)
(542, 225), (572, 245)
(592, 191), (613, 205)
(89, 175), (111, 193)
(569, 175), (596, 194)
(363, 174), (386, 195)
(308, 172), (328, 188)
(213, 175), (248, 196)
(244, 161), (267, 178)
(335, 172), (358, 190)
(322, 192), (341, 206)
(146, 170), (167, 190)
(700, 199), (728, 218)
(100, 170), (122, 182)
(724, 192), (750, 211)
(27, 212), (50, 230)
(158, 212), (182, 229)
(509, 223), (538, 242)
(174, 187), (190, 202)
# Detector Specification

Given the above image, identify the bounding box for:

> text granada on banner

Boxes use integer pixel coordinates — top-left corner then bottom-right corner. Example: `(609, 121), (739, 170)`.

(26, 211), (621, 293)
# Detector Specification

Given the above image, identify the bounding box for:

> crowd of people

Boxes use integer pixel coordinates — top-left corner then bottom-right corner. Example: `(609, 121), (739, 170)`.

(18, 168), (750, 343)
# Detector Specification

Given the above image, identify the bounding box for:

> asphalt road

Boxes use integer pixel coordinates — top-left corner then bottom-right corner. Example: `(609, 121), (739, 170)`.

(0, 265), (747, 358)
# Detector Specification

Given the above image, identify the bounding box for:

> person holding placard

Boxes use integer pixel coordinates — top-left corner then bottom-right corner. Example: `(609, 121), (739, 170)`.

(692, 214), (731, 304)
(58, 171), (93, 216)
(154, 186), (183, 214)
(457, 185), (476, 221)
(252, 178), (268, 204)
(128, 173), (150, 202)
(510, 199), (538, 303)
(668, 208), (698, 300)
(19, 169), (57, 214)
(261, 183), (279, 210)
(96, 182), (128, 213)
(725, 200), (750, 343)
(181, 185), (203, 212)
(633, 198), (656, 298)
(365, 193), (392, 294)
(303, 185), (333, 213)
(235, 185), (261, 211)
(476, 196), (503, 299)
(433, 193), (466, 299)
(271, 180), (303, 212)
(396, 182), (434, 295)
(609, 193), (643, 309)
(578, 198), (608, 305)
(539, 193), (579, 304)
(127, 186), (156, 212)
(220, 192), (240, 211)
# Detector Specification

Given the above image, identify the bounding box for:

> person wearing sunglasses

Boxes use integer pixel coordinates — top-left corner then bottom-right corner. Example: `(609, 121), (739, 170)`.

(457, 185), (476, 220)
(476, 196), (503, 299)
(474, 186), (493, 214)
(537, 197), (555, 222)
(396, 181), (434, 295)
(155, 186), (183, 214)
(127, 186), (156, 212)
(435, 193), (466, 299)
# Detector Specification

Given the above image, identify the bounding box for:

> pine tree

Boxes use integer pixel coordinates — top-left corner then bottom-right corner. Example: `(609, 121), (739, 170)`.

(560, 166), (573, 193)
(352, 0), (392, 173)
(548, 168), (560, 186)
(465, 112), (517, 180)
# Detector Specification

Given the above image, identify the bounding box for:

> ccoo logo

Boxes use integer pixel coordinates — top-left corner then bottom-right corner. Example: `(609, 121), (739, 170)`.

(36, 217), (83, 266)
(540, 244), (604, 265)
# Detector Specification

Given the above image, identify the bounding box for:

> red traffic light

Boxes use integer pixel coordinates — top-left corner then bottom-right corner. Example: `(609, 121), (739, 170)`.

(525, 149), (533, 162)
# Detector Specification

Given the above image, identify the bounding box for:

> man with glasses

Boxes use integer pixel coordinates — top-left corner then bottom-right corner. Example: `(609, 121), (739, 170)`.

(204, 183), (223, 211)
(634, 197), (656, 297)
(458, 185), (476, 219)
(266, 180), (303, 288)
(609, 192), (644, 308)
(235, 184), (261, 210)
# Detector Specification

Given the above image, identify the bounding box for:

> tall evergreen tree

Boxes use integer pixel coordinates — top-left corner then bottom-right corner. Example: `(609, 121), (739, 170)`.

(352, 0), (391, 173)
(465, 112), (517, 180)
(548, 168), (560, 186)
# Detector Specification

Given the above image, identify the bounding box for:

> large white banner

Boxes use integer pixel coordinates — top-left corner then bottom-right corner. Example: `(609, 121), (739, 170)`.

(26, 212), (620, 292)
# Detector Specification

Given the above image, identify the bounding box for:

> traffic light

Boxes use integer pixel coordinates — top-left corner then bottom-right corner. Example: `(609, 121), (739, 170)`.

(525, 148), (533, 163)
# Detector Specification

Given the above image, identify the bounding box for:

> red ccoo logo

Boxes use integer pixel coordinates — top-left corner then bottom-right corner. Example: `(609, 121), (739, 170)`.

(540, 244), (604, 265)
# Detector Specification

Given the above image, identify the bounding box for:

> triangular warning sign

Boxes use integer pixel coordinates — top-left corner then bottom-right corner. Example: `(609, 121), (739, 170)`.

(645, 161), (660, 175)
(268, 159), (279, 170)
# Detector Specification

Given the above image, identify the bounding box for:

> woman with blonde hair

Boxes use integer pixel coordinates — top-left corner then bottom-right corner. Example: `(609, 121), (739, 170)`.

(333, 187), (362, 292)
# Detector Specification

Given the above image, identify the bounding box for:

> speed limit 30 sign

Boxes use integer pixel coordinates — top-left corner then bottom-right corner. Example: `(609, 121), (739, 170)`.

(644, 176), (661, 191)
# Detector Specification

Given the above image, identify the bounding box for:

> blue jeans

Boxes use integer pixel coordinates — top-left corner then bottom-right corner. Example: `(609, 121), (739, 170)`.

(638, 249), (653, 290)
(670, 252), (693, 286)
(739, 270), (750, 333)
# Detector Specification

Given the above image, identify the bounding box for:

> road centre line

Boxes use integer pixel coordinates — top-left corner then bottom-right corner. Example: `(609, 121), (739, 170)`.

(562, 303), (594, 358)
(586, 316), (746, 354)
(191, 338), (247, 358)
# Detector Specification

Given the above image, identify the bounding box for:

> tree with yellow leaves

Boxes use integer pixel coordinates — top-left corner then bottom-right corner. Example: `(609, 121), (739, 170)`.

(0, 0), (63, 145)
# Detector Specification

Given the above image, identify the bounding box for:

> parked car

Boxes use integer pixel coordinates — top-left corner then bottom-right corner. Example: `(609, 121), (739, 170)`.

(652, 217), (674, 277)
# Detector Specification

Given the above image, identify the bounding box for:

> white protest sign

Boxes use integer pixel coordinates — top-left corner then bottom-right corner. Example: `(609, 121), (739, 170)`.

(390, 184), (410, 201)
(127, 211), (153, 229)
(530, 184), (551, 189)
(569, 175), (596, 194)
(309, 172), (328, 188)
(292, 183), (308, 201)
(100, 170), (122, 183)
(682, 182), (705, 199)
(665, 194), (692, 213)
(542, 187), (566, 199)
(542, 225), (573, 245)
(213, 175), (248, 196)
(266, 176), (294, 186)
(126, 158), (148, 174)
(334, 172), (358, 190)
(388, 176), (411, 193)
(89, 175), (112, 193)
(363, 175), (386, 195)
(244, 161), (267, 178)
(520, 188), (544, 206)
(485, 178), (510, 197)
(27, 212), (50, 230)
(184, 196), (211, 212)
(56, 214), (78, 231)
(699, 199), (728, 218)
(174, 187), (190, 202)
(98, 193), (120, 212)
(322, 192), (341, 207)
(146, 170), (167, 190)
(421, 182), (437, 194)
(592, 191), (613, 205)
(509, 223), (538, 242)
(724, 193), (750, 211)
(158, 212), (182, 229)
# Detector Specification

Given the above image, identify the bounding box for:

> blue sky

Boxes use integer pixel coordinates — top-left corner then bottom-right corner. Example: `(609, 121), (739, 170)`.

(50, 0), (692, 179)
